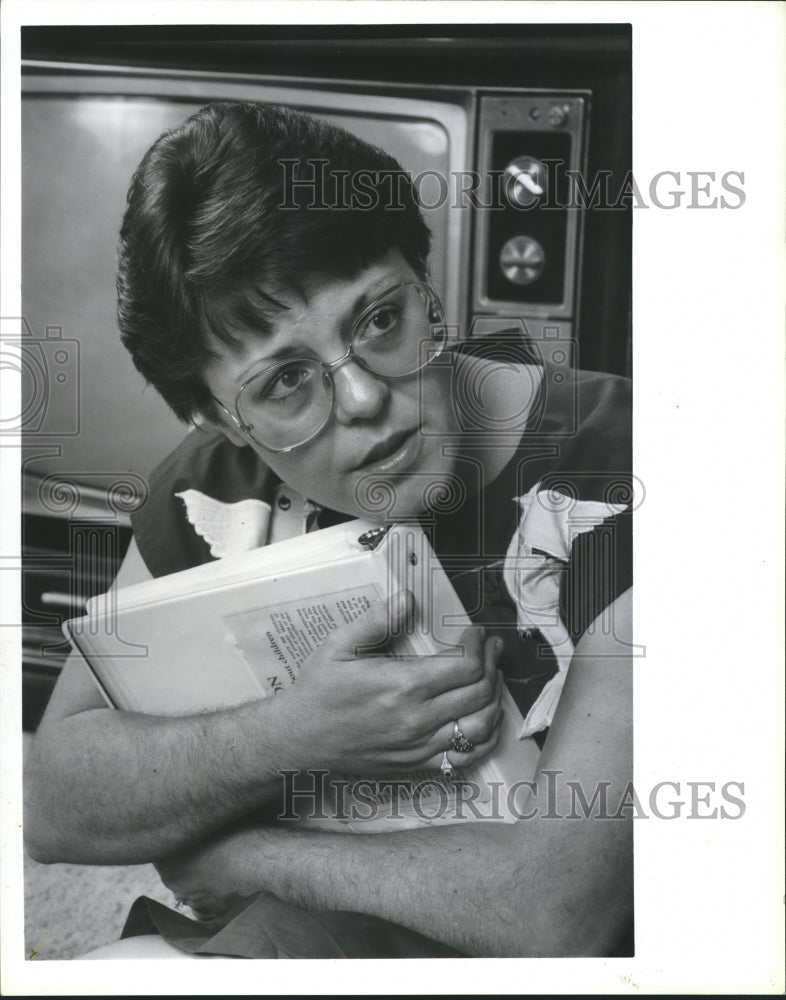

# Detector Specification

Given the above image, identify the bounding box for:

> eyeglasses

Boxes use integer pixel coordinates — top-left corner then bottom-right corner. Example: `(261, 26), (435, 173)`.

(214, 281), (448, 453)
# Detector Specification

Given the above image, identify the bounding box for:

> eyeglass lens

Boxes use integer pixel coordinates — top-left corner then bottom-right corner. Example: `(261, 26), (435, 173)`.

(236, 282), (444, 451)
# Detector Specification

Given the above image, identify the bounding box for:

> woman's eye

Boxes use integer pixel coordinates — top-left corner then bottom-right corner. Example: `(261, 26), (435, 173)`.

(261, 364), (313, 401)
(362, 306), (400, 340)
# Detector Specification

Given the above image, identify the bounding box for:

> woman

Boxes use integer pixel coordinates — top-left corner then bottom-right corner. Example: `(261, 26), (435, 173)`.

(25, 101), (633, 958)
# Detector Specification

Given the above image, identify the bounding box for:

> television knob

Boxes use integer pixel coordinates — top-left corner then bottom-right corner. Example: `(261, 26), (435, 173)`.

(503, 156), (546, 208)
(499, 236), (545, 286)
(548, 103), (570, 127)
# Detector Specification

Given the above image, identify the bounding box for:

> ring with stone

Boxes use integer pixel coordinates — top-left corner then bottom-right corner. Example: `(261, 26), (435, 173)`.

(440, 751), (455, 780)
(449, 720), (475, 754)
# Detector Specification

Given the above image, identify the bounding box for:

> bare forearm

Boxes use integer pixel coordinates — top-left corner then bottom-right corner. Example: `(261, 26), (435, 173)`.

(179, 798), (631, 957)
(24, 700), (294, 865)
(268, 800), (631, 957)
(231, 823), (567, 956)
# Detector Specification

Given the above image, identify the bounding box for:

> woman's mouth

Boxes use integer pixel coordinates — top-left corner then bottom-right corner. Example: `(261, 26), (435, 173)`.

(353, 428), (421, 474)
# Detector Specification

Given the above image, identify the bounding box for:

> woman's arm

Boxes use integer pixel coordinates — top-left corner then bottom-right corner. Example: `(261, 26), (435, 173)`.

(24, 539), (504, 867)
(158, 589), (634, 957)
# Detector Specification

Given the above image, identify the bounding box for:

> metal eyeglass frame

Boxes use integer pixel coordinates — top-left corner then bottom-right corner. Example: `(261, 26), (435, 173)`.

(211, 280), (448, 453)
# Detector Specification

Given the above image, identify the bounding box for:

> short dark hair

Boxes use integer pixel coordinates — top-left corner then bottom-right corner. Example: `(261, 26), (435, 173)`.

(116, 101), (432, 422)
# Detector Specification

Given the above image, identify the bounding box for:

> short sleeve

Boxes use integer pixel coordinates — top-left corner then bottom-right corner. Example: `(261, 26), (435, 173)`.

(559, 507), (633, 644)
(130, 427), (280, 578)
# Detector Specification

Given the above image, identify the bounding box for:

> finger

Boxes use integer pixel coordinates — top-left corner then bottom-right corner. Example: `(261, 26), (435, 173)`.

(411, 626), (488, 698)
(331, 589), (414, 659)
(392, 670), (504, 768)
(419, 717), (504, 775)
(427, 638), (504, 726)
(432, 675), (505, 752)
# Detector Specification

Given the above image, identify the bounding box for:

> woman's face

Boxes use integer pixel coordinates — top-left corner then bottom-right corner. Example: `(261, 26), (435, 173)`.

(203, 251), (464, 520)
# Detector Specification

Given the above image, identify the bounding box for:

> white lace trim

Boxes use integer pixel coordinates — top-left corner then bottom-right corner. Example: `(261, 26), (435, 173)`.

(502, 483), (627, 737)
(175, 490), (272, 559)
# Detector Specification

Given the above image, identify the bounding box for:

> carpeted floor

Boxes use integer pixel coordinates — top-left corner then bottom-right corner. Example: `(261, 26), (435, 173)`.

(23, 733), (174, 961)
(24, 852), (173, 961)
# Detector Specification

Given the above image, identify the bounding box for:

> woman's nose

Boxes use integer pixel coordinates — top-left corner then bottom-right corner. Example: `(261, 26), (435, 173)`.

(330, 360), (390, 424)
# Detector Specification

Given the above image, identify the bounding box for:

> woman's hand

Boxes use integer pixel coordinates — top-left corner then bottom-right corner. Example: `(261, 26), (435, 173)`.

(275, 590), (505, 776)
